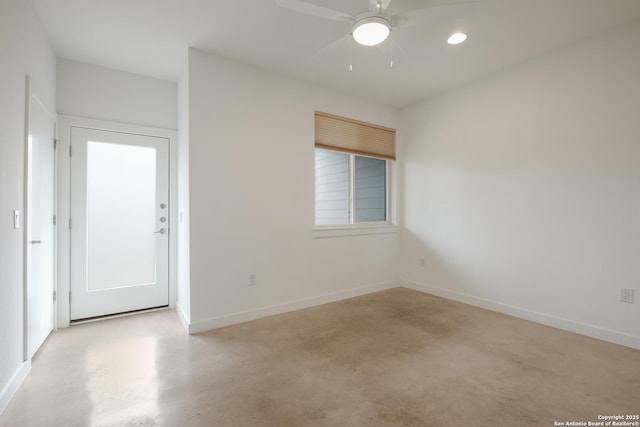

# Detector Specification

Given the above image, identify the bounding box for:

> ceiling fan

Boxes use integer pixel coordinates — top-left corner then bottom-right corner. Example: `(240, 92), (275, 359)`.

(276, 0), (478, 48)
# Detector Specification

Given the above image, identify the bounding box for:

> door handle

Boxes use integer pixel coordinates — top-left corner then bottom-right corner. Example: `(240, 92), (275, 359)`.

(29, 240), (42, 244)
(153, 228), (166, 234)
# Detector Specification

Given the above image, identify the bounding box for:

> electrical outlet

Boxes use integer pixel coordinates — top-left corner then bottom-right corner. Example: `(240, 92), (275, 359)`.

(248, 274), (257, 286)
(620, 288), (634, 304)
(419, 257), (425, 267)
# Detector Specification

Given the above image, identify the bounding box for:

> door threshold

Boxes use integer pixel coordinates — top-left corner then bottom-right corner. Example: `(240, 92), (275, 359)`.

(70, 305), (169, 325)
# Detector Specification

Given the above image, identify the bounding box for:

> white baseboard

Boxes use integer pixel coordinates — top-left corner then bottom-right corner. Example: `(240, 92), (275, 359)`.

(0, 360), (31, 416)
(175, 301), (191, 333)
(402, 280), (640, 350)
(189, 281), (399, 334)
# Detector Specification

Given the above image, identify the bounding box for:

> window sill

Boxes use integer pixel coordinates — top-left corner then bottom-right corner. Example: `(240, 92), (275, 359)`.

(313, 224), (398, 238)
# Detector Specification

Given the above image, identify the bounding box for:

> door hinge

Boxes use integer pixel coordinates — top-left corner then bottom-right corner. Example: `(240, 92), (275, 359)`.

(53, 138), (60, 149)
(69, 292), (72, 304)
(69, 218), (72, 229)
(53, 215), (57, 226)
(69, 145), (72, 157)
(53, 290), (57, 302)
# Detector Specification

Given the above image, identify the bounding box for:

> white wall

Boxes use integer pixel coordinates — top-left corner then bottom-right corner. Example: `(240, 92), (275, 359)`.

(401, 21), (640, 348)
(186, 49), (400, 331)
(57, 58), (177, 129)
(0, 0), (56, 412)
(176, 61), (191, 328)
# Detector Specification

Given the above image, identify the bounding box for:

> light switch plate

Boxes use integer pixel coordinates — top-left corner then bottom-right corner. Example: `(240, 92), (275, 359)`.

(13, 210), (20, 229)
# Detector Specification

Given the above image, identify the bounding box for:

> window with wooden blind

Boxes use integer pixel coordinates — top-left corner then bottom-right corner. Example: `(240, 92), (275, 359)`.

(314, 111), (395, 227)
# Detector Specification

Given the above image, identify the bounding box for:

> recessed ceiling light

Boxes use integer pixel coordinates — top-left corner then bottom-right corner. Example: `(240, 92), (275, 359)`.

(447, 32), (468, 45)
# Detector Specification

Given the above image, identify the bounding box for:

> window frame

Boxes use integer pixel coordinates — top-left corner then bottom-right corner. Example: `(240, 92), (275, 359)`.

(313, 148), (397, 238)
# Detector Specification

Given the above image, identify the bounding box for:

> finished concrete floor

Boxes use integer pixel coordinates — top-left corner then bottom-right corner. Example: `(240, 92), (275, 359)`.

(1, 287), (639, 426)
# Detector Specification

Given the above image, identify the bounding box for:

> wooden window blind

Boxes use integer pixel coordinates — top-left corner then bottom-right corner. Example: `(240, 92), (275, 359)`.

(314, 111), (396, 161)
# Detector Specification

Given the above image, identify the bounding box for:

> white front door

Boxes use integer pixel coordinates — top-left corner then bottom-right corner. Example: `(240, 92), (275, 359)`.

(70, 127), (169, 320)
(26, 91), (56, 357)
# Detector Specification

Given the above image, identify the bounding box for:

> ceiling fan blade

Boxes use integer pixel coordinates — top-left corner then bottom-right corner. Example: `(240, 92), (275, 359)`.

(307, 35), (350, 63)
(392, 1), (478, 28)
(276, 0), (354, 23)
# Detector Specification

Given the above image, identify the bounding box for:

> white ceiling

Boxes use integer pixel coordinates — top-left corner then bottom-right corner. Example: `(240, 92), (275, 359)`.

(31, 0), (640, 108)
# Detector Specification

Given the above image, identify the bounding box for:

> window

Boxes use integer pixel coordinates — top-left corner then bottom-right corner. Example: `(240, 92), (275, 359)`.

(315, 149), (387, 225)
(314, 111), (395, 227)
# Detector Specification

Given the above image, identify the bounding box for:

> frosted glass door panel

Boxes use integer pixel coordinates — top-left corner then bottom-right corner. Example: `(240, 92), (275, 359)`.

(86, 141), (157, 291)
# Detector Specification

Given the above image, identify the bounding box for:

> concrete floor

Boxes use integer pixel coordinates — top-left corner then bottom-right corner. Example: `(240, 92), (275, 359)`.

(1, 287), (639, 426)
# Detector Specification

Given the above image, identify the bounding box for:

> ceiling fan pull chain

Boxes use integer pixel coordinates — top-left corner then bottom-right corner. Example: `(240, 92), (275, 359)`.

(349, 38), (354, 72)
(385, 33), (392, 69)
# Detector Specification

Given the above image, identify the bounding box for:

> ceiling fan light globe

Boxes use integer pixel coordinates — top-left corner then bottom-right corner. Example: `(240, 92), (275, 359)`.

(352, 18), (390, 46)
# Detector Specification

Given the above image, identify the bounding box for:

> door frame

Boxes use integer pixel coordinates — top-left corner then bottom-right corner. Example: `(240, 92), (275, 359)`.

(56, 115), (178, 328)
(23, 76), (58, 358)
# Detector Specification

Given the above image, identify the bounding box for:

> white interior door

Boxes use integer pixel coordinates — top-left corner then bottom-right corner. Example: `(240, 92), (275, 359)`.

(70, 127), (169, 320)
(26, 91), (56, 358)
